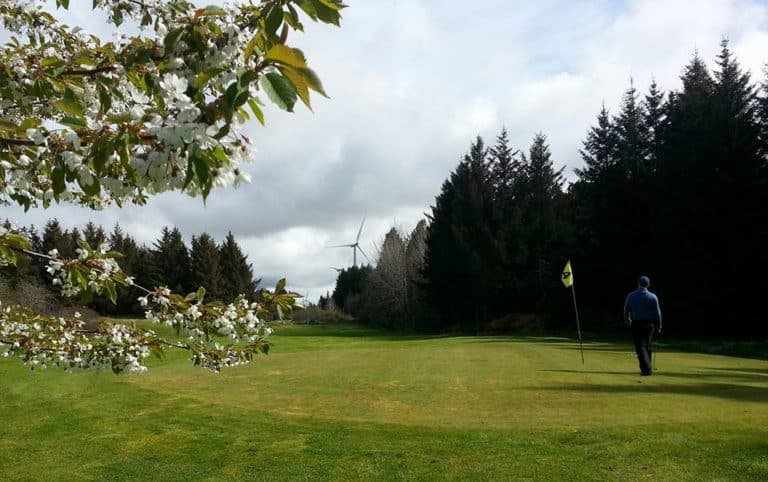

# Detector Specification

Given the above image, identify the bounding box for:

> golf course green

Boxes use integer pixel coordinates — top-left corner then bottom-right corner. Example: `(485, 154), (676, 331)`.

(1, 323), (766, 481)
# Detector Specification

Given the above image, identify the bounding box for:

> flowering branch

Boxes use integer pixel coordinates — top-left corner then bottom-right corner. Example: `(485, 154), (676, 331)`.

(0, 209), (300, 374)
(0, 0), (340, 373)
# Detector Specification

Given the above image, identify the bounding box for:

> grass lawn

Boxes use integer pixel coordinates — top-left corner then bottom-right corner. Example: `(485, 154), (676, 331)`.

(1, 323), (766, 481)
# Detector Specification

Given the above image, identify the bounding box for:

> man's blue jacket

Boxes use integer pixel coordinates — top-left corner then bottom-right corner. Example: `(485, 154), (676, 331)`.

(624, 288), (662, 325)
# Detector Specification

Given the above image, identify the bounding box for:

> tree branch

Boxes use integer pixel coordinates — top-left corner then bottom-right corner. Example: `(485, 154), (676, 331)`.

(62, 65), (118, 76)
(0, 137), (35, 146)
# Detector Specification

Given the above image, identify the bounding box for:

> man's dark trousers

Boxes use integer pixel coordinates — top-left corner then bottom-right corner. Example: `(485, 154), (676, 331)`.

(632, 320), (655, 375)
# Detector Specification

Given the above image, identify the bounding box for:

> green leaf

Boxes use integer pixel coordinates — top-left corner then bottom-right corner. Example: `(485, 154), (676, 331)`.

(247, 98), (265, 126)
(19, 118), (40, 132)
(244, 37), (262, 60)
(233, 90), (249, 109)
(296, 0), (318, 20)
(279, 66), (311, 109)
(296, 67), (328, 97)
(78, 176), (101, 197)
(310, 0), (342, 26)
(52, 99), (83, 116)
(60, 116), (86, 129)
(76, 239), (92, 252)
(197, 6), (227, 17)
(210, 145), (229, 164)
(2, 234), (32, 251)
(163, 28), (185, 54)
(276, 278), (287, 292)
(0, 246), (17, 266)
(97, 84), (112, 114)
(41, 57), (64, 68)
(284, 5), (304, 31)
(265, 45), (308, 69)
(239, 69), (259, 87)
(265, 5), (284, 37)
(105, 280), (117, 304)
(91, 136), (114, 174)
(260, 73), (297, 112)
(190, 146), (211, 198)
(51, 167), (66, 195)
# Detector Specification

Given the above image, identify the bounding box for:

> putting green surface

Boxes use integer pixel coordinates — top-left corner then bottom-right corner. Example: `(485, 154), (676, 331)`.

(1, 323), (766, 481)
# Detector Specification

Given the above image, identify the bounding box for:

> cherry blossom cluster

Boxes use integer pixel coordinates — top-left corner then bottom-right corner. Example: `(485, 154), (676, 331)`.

(0, 305), (159, 374)
(45, 242), (133, 299)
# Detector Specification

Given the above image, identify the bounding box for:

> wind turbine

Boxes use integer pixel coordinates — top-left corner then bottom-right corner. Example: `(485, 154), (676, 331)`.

(330, 217), (370, 267)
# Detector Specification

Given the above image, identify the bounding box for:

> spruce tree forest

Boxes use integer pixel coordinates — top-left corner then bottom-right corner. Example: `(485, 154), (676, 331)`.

(330, 42), (768, 339)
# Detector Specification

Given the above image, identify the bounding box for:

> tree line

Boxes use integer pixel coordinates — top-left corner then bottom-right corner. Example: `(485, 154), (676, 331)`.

(2, 220), (260, 315)
(332, 41), (768, 338)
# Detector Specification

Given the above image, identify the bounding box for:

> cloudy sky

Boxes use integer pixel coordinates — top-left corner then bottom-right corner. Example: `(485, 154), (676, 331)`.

(5, 0), (768, 300)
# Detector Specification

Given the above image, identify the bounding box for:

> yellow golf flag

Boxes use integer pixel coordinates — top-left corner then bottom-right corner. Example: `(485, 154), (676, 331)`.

(561, 260), (574, 288)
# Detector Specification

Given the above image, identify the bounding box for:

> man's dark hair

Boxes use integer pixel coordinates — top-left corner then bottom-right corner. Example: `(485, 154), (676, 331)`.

(638, 276), (650, 288)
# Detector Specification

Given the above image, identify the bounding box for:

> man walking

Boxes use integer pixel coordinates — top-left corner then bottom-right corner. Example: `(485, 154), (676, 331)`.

(624, 276), (662, 376)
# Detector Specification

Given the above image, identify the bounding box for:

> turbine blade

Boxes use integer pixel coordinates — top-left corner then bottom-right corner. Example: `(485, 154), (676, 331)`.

(357, 245), (371, 263)
(356, 216), (366, 243)
(328, 244), (354, 248)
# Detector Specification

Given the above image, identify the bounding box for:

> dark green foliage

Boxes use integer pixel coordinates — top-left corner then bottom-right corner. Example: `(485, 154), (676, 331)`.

(759, 66), (768, 158)
(331, 265), (371, 316)
(422, 136), (504, 332)
(151, 227), (192, 294)
(41, 219), (69, 257)
(218, 232), (260, 302)
(190, 233), (221, 301)
(516, 133), (567, 312)
(644, 79), (666, 163)
(104, 224), (153, 313)
(83, 221), (107, 248)
(571, 43), (768, 336)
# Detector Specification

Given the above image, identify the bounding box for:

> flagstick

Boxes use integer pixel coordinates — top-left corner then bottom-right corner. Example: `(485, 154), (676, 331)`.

(571, 284), (585, 364)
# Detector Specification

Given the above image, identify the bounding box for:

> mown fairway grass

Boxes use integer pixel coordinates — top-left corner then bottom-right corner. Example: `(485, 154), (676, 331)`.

(1, 323), (766, 481)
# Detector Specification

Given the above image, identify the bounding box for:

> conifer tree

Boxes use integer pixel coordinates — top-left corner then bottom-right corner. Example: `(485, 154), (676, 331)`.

(576, 104), (617, 183)
(708, 40), (764, 331)
(423, 136), (501, 331)
(488, 128), (519, 195)
(759, 66), (768, 160)
(152, 227), (192, 294)
(518, 133), (565, 311)
(644, 79), (667, 163)
(614, 83), (651, 181)
(218, 232), (259, 302)
(41, 219), (68, 257)
(331, 265), (371, 316)
(190, 233), (222, 301)
(83, 222), (107, 248)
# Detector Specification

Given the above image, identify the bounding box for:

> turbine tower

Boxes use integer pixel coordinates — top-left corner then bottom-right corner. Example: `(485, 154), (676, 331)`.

(330, 217), (370, 267)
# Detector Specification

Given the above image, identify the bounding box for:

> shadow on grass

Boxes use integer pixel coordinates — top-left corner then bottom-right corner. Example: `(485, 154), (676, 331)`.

(274, 324), (768, 361)
(532, 381), (768, 403)
(541, 369), (768, 383)
(708, 367), (767, 376)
